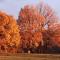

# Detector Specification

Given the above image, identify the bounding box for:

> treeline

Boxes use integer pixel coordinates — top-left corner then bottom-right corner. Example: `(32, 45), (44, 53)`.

(0, 3), (60, 54)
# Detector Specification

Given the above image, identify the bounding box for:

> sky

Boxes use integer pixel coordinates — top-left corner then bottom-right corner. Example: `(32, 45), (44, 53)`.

(0, 0), (60, 18)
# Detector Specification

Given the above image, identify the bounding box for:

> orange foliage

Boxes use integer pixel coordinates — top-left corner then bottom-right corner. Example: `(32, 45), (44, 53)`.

(38, 3), (59, 48)
(0, 11), (20, 53)
(32, 31), (42, 47)
(17, 5), (45, 51)
(49, 23), (60, 47)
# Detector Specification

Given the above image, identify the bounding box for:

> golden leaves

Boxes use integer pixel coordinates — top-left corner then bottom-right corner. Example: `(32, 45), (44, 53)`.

(0, 11), (9, 26)
(0, 11), (21, 53)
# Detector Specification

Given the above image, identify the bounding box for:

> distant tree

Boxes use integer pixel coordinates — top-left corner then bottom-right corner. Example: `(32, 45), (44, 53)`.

(37, 2), (59, 53)
(0, 11), (21, 53)
(37, 3), (60, 52)
(48, 23), (60, 47)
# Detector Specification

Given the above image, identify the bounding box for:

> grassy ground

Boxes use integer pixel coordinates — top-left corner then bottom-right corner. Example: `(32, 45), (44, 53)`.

(0, 53), (60, 60)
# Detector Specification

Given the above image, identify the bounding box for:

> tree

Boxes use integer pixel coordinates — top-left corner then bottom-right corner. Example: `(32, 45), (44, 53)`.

(17, 3), (59, 53)
(0, 11), (21, 53)
(37, 2), (60, 53)
(48, 23), (60, 47)
(17, 5), (45, 53)
(38, 2), (59, 44)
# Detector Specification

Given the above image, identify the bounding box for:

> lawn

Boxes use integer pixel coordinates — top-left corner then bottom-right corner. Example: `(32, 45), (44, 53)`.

(0, 53), (60, 60)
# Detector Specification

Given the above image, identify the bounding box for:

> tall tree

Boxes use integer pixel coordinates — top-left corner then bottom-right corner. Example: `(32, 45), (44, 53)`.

(37, 2), (59, 53)
(0, 11), (21, 53)
(17, 5), (45, 53)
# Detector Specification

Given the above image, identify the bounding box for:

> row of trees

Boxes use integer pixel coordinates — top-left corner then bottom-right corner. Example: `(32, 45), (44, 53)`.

(0, 3), (60, 53)
(17, 3), (60, 53)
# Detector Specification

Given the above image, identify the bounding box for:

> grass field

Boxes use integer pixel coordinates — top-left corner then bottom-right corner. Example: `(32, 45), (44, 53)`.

(0, 53), (60, 60)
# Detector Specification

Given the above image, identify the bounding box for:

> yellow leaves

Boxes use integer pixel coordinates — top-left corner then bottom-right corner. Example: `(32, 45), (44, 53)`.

(0, 11), (9, 26)
(0, 11), (21, 53)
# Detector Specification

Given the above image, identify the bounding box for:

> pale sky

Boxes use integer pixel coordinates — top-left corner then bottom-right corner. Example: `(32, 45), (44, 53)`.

(0, 0), (60, 18)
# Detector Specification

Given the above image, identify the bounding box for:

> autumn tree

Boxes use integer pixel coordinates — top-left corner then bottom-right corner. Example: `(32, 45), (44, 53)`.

(37, 2), (59, 50)
(17, 3), (59, 53)
(48, 23), (60, 47)
(0, 11), (21, 53)
(17, 5), (45, 53)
